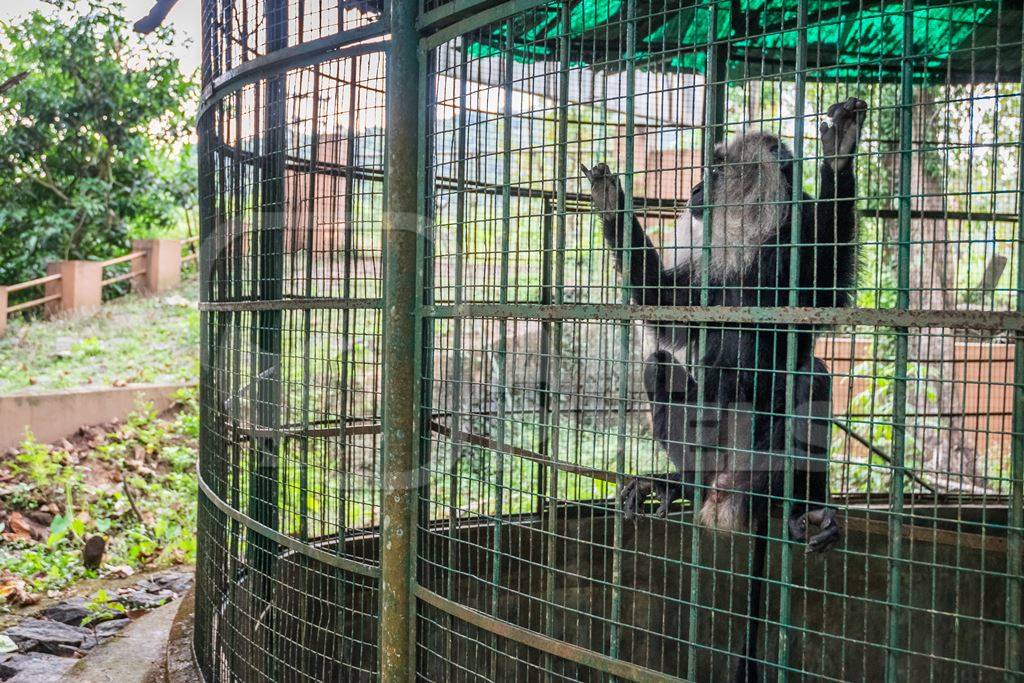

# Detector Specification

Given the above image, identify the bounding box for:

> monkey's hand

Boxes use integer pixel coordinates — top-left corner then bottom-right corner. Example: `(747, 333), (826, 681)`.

(788, 506), (842, 553)
(582, 162), (623, 218)
(820, 98), (867, 172)
(618, 474), (682, 521)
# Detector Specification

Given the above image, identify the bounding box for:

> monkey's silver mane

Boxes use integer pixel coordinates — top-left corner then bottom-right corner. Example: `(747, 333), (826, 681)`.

(671, 131), (790, 280)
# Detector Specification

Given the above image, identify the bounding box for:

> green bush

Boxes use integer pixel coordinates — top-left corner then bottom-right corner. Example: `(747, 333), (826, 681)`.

(0, 0), (197, 285)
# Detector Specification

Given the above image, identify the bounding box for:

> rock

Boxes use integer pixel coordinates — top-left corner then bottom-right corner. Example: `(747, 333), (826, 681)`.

(120, 589), (174, 610)
(3, 619), (91, 653)
(149, 570), (194, 596)
(37, 598), (90, 626)
(0, 652), (76, 681)
(94, 618), (130, 639)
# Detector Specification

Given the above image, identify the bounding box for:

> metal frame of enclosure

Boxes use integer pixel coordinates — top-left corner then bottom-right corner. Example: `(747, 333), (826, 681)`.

(196, 0), (1024, 680)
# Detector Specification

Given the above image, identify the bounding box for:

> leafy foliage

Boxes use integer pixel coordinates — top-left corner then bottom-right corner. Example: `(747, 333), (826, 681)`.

(0, 0), (196, 285)
(0, 391), (198, 594)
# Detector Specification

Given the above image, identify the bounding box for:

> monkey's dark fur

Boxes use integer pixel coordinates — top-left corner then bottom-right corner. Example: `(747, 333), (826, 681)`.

(585, 98), (867, 683)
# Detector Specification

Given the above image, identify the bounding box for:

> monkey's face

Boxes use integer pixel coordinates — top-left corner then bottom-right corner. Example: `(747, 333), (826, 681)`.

(688, 132), (794, 226)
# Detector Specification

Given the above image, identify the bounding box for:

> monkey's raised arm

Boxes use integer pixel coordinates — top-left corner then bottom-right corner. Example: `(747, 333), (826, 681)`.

(584, 163), (694, 306)
(806, 98), (867, 307)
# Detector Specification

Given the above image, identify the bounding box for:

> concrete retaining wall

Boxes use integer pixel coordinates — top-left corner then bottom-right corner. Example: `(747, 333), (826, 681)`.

(0, 383), (192, 451)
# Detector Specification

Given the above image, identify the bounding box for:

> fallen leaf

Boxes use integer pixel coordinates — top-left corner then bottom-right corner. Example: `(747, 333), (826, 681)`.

(0, 575), (39, 606)
(104, 565), (135, 579)
(3, 512), (37, 542)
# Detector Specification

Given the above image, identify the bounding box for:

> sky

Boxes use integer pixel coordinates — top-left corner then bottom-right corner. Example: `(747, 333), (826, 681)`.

(0, 0), (202, 74)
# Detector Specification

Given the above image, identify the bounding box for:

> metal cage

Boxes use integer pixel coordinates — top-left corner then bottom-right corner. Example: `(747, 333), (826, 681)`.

(196, 0), (1024, 680)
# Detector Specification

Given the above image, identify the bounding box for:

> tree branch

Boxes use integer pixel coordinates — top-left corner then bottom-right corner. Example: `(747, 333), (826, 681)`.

(0, 72), (28, 96)
(133, 0), (180, 34)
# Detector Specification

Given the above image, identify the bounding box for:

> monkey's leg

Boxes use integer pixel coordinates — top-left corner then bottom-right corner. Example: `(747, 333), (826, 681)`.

(785, 358), (842, 553)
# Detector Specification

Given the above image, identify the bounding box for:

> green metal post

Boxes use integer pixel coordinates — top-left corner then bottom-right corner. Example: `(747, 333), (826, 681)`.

(1005, 23), (1024, 677)
(487, 25), (515, 681)
(885, 3), (914, 680)
(298, 66), (321, 543)
(687, 3), (722, 677)
(610, 0), (637, 661)
(776, 1), (808, 677)
(379, 0), (421, 676)
(247, 0), (287, 624)
(544, 1), (570, 657)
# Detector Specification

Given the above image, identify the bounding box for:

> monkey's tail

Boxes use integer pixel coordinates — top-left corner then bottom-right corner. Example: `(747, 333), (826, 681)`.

(734, 505), (769, 683)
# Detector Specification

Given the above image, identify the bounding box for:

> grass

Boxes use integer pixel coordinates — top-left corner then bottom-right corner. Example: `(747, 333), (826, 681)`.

(0, 391), (198, 595)
(0, 278), (199, 394)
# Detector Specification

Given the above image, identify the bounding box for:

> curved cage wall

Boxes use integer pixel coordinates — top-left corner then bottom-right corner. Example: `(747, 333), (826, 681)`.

(197, 1), (1024, 680)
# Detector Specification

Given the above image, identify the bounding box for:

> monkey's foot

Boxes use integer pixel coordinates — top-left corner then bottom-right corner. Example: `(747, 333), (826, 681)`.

(618, 475), (682, 521)
(820, 97), (868, 171)
(788, 506), (842, 553)
(581, 162), (623, 216)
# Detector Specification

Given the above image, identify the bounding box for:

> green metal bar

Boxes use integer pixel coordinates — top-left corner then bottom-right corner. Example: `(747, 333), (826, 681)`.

(487, 24), (515, 679)
(885, 3), (915, 679)
(1005, 24), (1024, 676)
(418, 0), (554, 50)
(246, 7), (287, 675)
(419, 303), (1024, 331)
(337, 56), (359, 545)
(610, 0), (638, 662)
(415, 40), (437, 606)
(199, 297), (383, 311)
(197, 27), (389, 120)
(197, 472), (381, 578)
(776, 1), (808, 677)
(441, 43), (470, 679)
(536, 203), (554, 514)
(297, 65), (321, 543)
(416, 586), (687, 683)
(379, 0), (421, 674)
(543, 1), (570, 655)
(687, 4), (722, 676)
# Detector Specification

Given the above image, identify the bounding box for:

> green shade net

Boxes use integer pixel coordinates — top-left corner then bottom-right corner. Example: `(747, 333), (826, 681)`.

(465, 0), (1023, 82)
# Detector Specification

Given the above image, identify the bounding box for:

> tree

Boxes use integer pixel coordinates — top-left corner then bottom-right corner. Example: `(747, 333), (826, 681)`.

(0, 0), (196, 285)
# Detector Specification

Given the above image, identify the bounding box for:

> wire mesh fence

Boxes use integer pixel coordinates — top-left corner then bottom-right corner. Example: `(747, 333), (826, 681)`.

(196, 0), (1023, 680)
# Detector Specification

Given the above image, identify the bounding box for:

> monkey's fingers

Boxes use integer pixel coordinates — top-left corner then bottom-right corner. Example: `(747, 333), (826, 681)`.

(805, 508), (842, 553)
(579, 162), (592, 180)
(618, 478), (653, 521)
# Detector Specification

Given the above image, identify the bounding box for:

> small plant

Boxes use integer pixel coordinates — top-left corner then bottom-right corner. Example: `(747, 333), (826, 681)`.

(81, 589), (127, 627)
(70, 337), (103, 359)
(13, 432), (62, 485)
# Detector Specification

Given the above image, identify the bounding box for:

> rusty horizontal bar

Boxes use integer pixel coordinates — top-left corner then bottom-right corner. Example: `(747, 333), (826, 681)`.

(861, 207), (1021, 223)
(414, 585), (688, 682)
(198, 297), (382, 312)
(7, 273), (61, 294)
(182, 253), (199, 264)
(197, 25), (389, 122)
(7, 293), (60, 313)
(182, 236), (199, 246)
(845, 515), (1007, 554)
(424, 304), (1024, 331)
(419, 0), (557, 50)
(230, 422), (381, 440)
(429, 421), (617, 482)
(196, 467), (381, 578)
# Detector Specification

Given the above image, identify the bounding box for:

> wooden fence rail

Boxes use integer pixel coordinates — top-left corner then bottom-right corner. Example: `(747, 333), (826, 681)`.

(0, 237), (198, 335)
